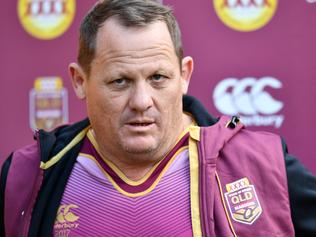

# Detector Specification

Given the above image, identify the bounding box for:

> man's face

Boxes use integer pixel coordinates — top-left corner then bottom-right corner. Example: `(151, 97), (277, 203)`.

(71, 18), (192, 163)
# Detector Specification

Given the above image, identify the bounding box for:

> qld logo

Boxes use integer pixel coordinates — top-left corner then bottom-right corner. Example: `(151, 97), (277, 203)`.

(29, 77), (68, 131)
(213, 77), (284, 128)
(18, 0), (76, 40)
(213, 0), (278, 32)
(225, 178), (262, 224)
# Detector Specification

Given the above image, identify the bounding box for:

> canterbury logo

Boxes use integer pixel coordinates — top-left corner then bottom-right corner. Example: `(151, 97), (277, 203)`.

(213, 77), (283, 116)
(56, 204), (80, 223)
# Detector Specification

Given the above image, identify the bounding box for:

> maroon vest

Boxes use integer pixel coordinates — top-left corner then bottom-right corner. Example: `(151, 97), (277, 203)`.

(4, 116), (294, 236)
(198, 116), (294, 236)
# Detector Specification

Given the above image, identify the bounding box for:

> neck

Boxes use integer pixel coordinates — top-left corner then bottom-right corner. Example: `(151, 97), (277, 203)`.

(93, 113), (193, 181)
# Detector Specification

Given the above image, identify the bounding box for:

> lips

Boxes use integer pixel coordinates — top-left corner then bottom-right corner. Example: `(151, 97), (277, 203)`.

(126, 118), (155, 125)
(128, 122), (153, 126)
(125, 118), (155, 131)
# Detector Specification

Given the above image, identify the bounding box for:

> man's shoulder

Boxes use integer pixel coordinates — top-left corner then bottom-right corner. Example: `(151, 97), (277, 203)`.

(2, 143), (40, 183)
(201, 115), (281, 139)
(3, 118), (90, 169)
(200, 116), (284, 157)
(10, 143), (39, 163)
(50, 118), (90, 142)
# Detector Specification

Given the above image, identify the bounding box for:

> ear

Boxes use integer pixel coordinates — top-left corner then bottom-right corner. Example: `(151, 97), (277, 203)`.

(69, 63), (87, 100)
(180, 56), (194, 94)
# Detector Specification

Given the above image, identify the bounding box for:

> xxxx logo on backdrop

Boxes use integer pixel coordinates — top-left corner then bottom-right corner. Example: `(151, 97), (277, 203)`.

(213, 0), (278, 32)
(18, 0), (76, 40)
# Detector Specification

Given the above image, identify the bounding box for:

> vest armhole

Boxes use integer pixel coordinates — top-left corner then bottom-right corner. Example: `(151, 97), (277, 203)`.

(0, 153), (13, 237)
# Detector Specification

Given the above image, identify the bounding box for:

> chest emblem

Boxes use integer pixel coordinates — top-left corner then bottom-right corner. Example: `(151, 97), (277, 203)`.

(54, 204), (80, 237)
(224, 177), (262, 225)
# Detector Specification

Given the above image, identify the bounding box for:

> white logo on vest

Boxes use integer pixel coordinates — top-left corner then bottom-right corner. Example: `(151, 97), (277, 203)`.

(213, 77), (284, 128)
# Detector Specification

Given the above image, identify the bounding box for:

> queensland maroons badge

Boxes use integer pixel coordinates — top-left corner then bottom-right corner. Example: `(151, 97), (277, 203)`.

(224, 177), (262, 224)
(29, 76), (68, 131)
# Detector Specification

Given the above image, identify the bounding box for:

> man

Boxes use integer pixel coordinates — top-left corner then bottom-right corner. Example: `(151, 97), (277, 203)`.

(1, 0), (315, 236)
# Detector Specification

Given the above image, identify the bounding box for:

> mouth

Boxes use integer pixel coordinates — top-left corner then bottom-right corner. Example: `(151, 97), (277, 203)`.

(125, 119), (156, 132)
(128, 122), (153, 126)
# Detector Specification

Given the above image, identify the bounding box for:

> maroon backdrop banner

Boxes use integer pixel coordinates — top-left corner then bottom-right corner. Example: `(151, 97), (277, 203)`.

(1, 0), (316, 174)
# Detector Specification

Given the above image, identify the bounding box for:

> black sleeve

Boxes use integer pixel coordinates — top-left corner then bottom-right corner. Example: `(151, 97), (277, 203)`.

(283, 142), (316, 237)
(0, 154), (13, 237)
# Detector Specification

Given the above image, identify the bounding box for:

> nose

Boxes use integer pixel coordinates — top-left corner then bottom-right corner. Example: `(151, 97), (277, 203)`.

(128, 81), (153, 112)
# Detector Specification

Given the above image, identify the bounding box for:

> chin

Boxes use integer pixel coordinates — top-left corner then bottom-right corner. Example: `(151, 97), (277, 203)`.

(124, 147), (155, 155)
(121, 139), (158, 155)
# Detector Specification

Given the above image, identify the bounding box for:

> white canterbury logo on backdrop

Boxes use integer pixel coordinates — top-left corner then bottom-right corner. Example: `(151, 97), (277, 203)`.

(213, 77), (283, 115)
(213, 77), (285, 128)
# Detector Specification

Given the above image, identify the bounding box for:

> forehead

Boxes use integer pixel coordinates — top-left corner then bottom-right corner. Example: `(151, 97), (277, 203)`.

(93, 18), (178, 68)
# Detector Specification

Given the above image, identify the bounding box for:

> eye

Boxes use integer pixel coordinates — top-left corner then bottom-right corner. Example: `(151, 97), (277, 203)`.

(108, 78), (130, 90)
(151, 74), (165, 82)
(113, 78), (126, 85)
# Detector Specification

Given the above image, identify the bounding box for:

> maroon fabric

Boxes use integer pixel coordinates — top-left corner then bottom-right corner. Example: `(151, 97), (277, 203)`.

(5, 143), (42, 237)
(198, 116), (243, 237)
(3, 116), (295, 237)
(81, 133), (189, 193)
(198, 116), (295, 236)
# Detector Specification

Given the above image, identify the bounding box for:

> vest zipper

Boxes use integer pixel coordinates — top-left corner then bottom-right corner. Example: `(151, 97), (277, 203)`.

(197, 140), (211, 237)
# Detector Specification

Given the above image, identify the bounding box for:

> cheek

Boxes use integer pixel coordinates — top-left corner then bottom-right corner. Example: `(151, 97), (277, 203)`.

(86, 93), (117, 124)
(87, 84), (131, 125)
(160, 92), (183, 125)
